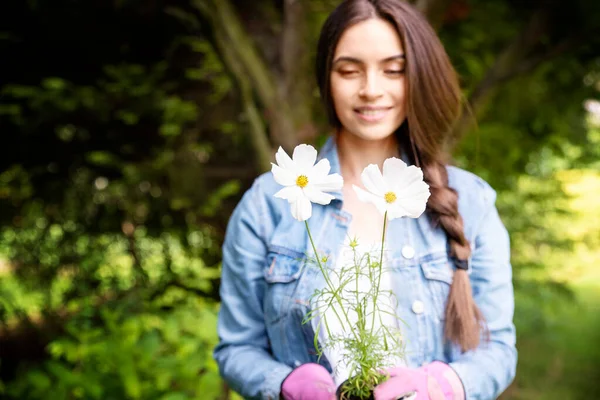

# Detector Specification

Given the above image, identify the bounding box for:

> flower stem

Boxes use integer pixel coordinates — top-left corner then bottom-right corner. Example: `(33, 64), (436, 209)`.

(371, 211), (388, 336)
(304, 220), (359, 342)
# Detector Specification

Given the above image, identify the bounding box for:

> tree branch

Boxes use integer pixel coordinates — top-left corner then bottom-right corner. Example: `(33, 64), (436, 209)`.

(122, 222), (149, 282)
(217, 33), (273, 172)
(468, 10), (549, 110)
(450, 7), (596, 145)
(280, 0), (317, 143)
(493, 29), (596, 84)
(450, 9), (554, 141)
(193, 0), (299, 156)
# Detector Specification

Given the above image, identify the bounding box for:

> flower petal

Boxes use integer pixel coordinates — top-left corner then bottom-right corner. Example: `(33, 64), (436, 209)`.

(387, 202), (410, 220)
(292, 144), (318, 170)
(352, 184), (388, 215)
(398, 179), (430, 201)
(275, 146), (296, 173)
(274, 186), (303, 203)
(307, 158), (331, 182)
(361, 164), (387, 197)
(271, 163), (296, 186)
(313, 173), (343, 192)
(391, 165), (424, 194)
(290, 195), (312, 221)
(304, 186), (335, 205)
(396, 197), (428, 218)
(382, 157), (408, 184)
(396, 195), (430, 219)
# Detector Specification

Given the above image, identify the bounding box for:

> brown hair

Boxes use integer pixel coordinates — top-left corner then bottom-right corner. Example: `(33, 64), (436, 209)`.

(316, 0), (486, 352)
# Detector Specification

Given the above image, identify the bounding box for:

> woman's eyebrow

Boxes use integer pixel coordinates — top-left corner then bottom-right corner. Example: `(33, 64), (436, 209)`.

(381, 54), (406, 62)
(332, 54), (405, 65)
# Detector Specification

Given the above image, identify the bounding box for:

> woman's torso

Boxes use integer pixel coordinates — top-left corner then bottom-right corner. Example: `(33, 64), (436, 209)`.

(256, 143), (493, 374)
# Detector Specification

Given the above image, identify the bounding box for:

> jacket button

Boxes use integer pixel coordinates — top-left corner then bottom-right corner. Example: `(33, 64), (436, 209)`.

(402, 245), (415, 259)
(412, 300), (424, 314)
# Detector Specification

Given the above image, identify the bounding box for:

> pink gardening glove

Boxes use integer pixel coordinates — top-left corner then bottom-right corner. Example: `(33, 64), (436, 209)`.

(373, 362), (464, 400)
(281, 363), (336, 400)
(420, 361), (465, 400)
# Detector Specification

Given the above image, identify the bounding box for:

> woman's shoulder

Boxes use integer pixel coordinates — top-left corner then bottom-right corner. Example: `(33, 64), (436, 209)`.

(233, 171), (286, 223)
(446, 165), (499, 238)
(253, 170), (282, 196)
(446, 165), (497, 208)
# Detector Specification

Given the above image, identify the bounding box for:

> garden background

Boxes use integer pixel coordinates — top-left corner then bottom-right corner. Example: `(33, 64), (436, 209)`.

(1, 0), (599, 399)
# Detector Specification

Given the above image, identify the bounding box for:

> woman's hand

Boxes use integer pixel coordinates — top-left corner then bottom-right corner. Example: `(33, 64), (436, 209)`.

(373, 363), (464, 400)
(373, 367), (431, 400)
(280, 363), (336, 400)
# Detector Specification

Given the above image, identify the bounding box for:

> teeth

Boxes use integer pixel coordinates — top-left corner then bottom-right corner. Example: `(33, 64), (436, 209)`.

(358, 109), (386, 116)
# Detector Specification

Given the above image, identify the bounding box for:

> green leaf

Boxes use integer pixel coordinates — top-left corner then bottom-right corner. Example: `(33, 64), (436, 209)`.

(159, 393), (190, 400)
(86, 151), (121, 167)
(42, 77), (67, 90)
(160, 123), (182, 137)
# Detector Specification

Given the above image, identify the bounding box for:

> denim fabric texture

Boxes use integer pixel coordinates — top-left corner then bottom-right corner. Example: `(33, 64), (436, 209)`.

(213, 137), (517, 400)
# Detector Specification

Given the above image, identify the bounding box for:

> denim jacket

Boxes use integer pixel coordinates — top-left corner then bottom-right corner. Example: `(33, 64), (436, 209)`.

(214, 138), (517, 400)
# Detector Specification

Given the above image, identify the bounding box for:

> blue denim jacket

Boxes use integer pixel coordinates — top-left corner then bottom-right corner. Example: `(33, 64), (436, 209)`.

(214, 138), (517, 400)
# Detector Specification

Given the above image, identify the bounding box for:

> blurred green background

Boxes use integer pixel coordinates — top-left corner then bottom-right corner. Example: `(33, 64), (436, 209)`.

(1, 0), (599, 399)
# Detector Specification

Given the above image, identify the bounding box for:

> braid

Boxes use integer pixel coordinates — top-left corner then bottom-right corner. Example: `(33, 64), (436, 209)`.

(423, 161), (487, 352)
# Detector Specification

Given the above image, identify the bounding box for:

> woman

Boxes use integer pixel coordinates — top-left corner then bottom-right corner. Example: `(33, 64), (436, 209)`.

(213, 1), (517, 399)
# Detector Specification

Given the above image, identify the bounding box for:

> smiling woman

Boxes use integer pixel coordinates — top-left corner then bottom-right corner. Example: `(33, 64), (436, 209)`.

(214, 1), (517, 400)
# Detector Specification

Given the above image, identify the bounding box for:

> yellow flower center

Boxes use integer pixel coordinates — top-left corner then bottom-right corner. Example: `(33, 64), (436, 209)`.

(384, 192), (397, 204)
(296, 175), (309, 188)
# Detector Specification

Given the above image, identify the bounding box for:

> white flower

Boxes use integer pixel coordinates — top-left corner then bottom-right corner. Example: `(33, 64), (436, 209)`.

(352, 158), (430, 220)
(271, 144), (343, 221)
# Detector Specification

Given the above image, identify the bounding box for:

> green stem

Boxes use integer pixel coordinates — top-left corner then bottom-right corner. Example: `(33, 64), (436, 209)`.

(353, 247), (366, 341)
(371, 211), (388, 336)
(305, 221), (359, 342)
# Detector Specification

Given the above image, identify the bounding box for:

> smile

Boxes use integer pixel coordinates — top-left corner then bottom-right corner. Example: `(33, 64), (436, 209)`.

(354, 107), (391, 122)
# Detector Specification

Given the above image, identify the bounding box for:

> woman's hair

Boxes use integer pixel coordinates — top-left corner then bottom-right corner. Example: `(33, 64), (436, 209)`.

(316, 0), (486, 352)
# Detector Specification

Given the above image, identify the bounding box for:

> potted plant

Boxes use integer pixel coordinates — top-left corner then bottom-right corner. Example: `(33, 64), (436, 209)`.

(272, 144), (429, 400)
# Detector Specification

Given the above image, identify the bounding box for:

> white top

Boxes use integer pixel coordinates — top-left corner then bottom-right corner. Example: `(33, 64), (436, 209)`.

(311, 238), (406, 387)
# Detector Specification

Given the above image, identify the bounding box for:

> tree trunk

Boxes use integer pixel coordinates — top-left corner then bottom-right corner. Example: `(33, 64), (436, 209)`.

(193, 0), (311, 171)
(279, 0), (318, 144)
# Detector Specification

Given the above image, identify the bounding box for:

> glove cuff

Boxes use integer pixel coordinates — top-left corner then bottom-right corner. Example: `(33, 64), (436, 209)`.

(420, 361), (465, 400)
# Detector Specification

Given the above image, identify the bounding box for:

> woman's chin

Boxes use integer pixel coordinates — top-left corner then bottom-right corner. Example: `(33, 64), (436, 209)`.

(342, 126), (398, 142)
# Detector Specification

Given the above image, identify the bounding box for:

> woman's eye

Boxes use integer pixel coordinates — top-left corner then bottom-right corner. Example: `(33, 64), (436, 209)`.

(385, 69), (404, 75)
(339, 70), (359, 76)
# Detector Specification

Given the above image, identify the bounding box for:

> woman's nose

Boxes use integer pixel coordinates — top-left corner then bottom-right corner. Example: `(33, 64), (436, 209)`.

(359, 72), (384, 99)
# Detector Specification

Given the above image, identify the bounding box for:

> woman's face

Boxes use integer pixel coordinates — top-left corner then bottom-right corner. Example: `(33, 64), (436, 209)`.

(330, 18), (407, 142)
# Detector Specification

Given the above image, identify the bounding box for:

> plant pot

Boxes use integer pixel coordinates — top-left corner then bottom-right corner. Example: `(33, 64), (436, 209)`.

(336, 380), (417, 400)
(335, 382), (374, 400)
(336, 389), (374, 400)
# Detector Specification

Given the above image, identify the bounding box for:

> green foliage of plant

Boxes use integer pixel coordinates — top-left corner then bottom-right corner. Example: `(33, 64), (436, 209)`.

(0, 221), (224, 399)
(501, 170), (600, 400)
(4, 295), (222, 400)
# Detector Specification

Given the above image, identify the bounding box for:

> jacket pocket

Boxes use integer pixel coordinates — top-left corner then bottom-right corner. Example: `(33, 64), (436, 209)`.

(263, 245), (305, 326)
(263, 244), (305, 283)
(420, 254), (454, 321)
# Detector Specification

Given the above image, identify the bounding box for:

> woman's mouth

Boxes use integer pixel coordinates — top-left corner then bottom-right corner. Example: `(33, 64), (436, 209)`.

(354, 107), (391, 122)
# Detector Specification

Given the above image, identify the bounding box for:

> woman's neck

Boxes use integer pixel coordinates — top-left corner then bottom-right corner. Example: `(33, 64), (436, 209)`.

(336, 129), (400, 184)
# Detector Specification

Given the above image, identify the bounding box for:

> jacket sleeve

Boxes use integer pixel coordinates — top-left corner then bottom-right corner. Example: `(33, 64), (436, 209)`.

(449, 184), (518, 400)
(213, 179), (292, 400)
